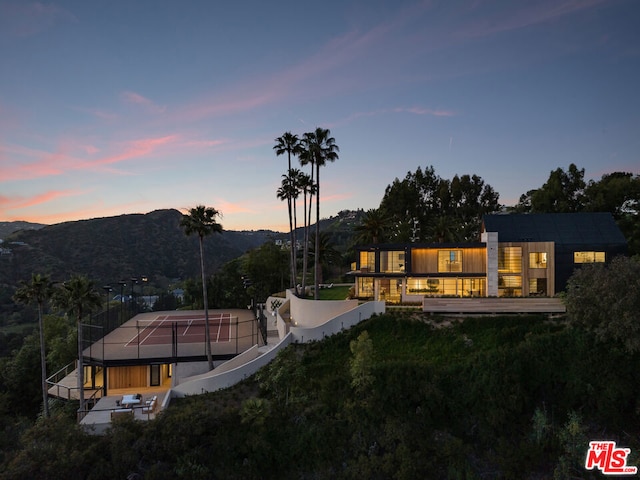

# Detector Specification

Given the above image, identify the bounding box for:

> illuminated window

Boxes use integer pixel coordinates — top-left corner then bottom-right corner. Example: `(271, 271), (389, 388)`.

(574, 251), (605, 263)
(438, 250), (462, 272)
(529, 278), (547, 296)
(357, 278), (374, 297)
(498, 275), (522, 297)
(407, 278), (439, 294)
(359, 251), (375, 271)
(380, 251), (405, 273)
(498, 247), (522, 273)
(529, 252), (547, 269)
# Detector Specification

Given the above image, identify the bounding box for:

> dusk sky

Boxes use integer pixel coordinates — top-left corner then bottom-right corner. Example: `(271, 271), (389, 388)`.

(1, 0), (638, 232)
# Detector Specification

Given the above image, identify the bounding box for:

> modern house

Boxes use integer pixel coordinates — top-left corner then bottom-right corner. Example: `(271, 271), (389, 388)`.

(350, 212), (627, 303)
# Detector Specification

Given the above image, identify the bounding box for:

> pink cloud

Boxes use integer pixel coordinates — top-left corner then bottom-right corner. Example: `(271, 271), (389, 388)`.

(0, 189), (81, 214)
(90, 135), (179, 167)
(0, 134), (182, 181)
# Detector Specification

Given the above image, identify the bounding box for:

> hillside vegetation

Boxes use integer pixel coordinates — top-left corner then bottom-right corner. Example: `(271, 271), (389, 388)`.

(1, 209), (277, 286)
(2, 313), (638, 479)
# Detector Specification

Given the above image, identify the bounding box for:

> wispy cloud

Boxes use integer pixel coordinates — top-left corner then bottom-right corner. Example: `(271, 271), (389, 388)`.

(331, 106), (456, 128)
(0, 1), (77, 38)
(0, 189), (81, 212)
(121, 91), (167, 114)
(0, 134), (180, 181)
(0, 131), (234, 183)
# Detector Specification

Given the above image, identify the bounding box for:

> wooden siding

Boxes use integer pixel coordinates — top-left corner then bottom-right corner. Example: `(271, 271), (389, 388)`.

(411, 247), (486, 274)
(499, 241), (555, 296)
(108, 366), (148, 389)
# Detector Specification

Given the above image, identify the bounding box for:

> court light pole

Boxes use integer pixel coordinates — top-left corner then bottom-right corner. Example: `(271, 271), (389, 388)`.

(103, 285), (112, 332)
(130, 277), (138, 316)
(118, 281), (126, 323)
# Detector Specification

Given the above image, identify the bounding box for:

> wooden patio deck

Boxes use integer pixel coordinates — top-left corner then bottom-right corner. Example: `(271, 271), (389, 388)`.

(422, 297), (566, 314)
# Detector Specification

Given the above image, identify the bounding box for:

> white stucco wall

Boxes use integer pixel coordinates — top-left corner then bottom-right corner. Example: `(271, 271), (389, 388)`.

(288, 292), (359, 328)
(171, 334), (294, 397)
(168, 298), (384, 399)
(290, 300), (385, 343)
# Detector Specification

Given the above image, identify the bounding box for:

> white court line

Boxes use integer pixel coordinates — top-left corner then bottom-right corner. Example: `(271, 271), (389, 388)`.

(125, 315), (167, 347)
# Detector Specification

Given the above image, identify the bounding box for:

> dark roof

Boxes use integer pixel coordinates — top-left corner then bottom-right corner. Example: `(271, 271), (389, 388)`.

(482, 213), (627, 245)
(356, 242), (486, 250)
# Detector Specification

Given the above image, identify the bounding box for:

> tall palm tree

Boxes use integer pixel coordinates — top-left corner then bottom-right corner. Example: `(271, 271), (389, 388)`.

(274, 133), (303, 295)
(300, 127), (339, 299)
(297, 171), (316, 297)
(180, 205), (223, 370)
(13, 273), (53, 418)
(277, 173), (300, 294)
(51, 275), (102, 418)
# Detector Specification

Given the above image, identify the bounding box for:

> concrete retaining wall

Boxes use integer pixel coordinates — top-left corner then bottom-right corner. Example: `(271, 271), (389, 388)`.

(171, 334), (294, 397)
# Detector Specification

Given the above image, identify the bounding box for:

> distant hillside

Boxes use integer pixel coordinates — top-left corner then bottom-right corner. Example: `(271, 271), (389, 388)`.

(1, 209), (281, 286)
(0, 221), (45, 240)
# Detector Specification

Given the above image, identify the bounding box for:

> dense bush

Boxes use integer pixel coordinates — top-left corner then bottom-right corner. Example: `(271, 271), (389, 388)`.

(1, 313), (639, 479)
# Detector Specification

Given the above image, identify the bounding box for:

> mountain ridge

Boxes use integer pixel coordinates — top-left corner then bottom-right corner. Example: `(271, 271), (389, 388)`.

(0, 209), (283, 286)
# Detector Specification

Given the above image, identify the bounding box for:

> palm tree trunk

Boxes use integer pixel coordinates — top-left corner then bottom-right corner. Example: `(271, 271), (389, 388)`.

(199, 236), (213, 370)
(77, 312), (85, 419)
(301, 190), (309, 297)
(315, 164), (320, 300)
(292, 187), (299, 296)
(287, 194), (296, 294)
(38, 303), (49, 418)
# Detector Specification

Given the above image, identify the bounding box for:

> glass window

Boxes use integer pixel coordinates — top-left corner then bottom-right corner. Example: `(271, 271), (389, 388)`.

(359, 251), (375, 271)
(498, 247), (522, 273)
(529, 278), (547, 296)
(498, 275), (522, 297)
(574, 251), (605, 263)
(380, 250), (405, 273)
(357, 278), (374, 297)
(529, 252), (547, 268)
(438, 250), (462, 272)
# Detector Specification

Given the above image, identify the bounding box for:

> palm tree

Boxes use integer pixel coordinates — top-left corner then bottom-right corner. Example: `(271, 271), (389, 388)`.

(277, 173), (300, 294)
(297, 171), (316, 297)
(51, 275), (102, 418)
(309, 231), (342, 286)
(273, 132), (303, 173)
(300, 127), (339, 299)
(13, 273), (53, 418)
(354, 208), (390, 244)
(429, 214), (458, 243)
(274, 133), (303, 295)
(180, 205), (223, 370)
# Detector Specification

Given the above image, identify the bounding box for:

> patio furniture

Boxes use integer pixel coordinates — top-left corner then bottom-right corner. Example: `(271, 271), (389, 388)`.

(121, 394), (141, 408)
(111, 408), (133, 419)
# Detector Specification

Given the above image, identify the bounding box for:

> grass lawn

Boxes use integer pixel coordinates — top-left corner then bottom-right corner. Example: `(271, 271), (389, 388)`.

(317, 285), (351, 300)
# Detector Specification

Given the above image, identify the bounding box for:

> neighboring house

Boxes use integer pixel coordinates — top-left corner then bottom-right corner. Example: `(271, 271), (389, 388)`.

(351, 212), (627, 303)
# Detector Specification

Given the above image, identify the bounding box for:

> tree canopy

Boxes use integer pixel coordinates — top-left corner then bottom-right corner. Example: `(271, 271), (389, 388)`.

(379, 166), (500, 242)
(565, 255), (640, 354)
(515, 165), (640, 254)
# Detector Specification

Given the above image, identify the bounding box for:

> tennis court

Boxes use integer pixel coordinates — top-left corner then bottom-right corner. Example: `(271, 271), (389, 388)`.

(126, 313), (232, 347)
(85, 309), (262, 362)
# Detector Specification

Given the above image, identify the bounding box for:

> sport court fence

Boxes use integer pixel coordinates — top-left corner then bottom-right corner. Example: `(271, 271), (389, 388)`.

(82, 314), (263, 362)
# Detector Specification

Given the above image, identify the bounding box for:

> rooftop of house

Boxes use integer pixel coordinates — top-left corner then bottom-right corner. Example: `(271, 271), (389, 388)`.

(482, 212), (627, 245)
